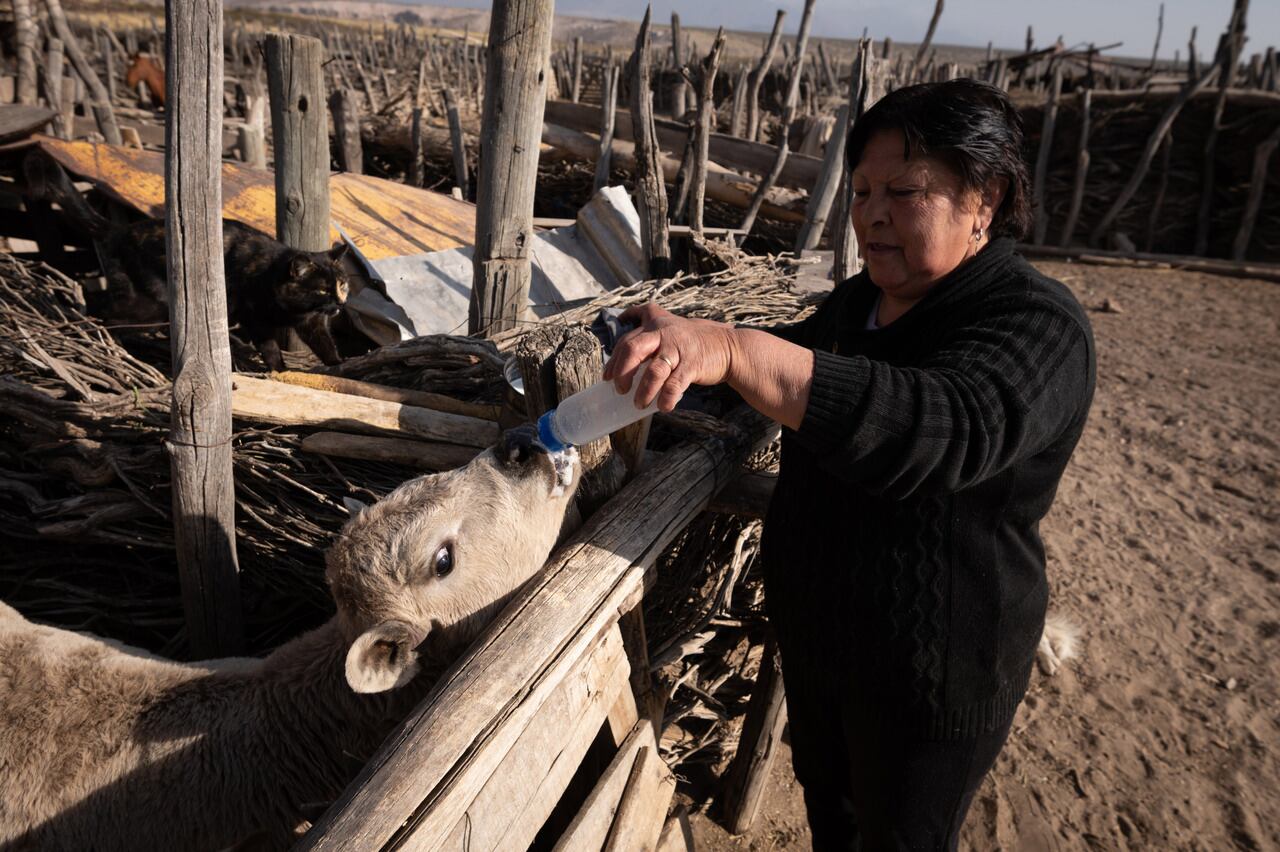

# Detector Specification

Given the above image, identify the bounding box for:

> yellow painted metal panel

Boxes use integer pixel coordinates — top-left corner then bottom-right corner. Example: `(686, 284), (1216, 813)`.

(35, 137), (475, 259)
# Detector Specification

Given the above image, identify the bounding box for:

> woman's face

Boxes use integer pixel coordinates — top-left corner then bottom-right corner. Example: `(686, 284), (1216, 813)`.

(850, 129), (997, 304)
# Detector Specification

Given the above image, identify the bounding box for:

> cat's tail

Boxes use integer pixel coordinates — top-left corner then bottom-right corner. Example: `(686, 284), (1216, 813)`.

(23, 151), (112, 238)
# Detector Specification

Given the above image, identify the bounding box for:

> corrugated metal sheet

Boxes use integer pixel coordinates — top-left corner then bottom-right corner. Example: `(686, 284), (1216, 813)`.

(33, 136), (475, 259)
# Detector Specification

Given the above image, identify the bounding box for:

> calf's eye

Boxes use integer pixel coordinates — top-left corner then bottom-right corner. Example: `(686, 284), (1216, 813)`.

(434, 544), (454, 578)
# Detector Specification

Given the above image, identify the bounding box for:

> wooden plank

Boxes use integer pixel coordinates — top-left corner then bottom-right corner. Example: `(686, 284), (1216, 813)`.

(0, 104), (55, 143)
(300, 431), (480, 471)
(298, 408), (777, 852)
(543, 99), (823, 191)
(230, 374), (499, 448)
(554, 720), (659, 852)
(32, 137), (476, 259)
(602, 744), (676, 852)
(166, 0), (242, 657)
(267, 370), (500, 421)
(655, 808), (695, 852)
(438, 626), (629, 852)
(468, 0), (554, 337)
(719, 638), (787, 834)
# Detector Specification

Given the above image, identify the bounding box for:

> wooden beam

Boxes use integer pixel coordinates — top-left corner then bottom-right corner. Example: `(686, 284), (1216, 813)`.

(13, 0), (38, 106)
(297, 407), (777, 851)
(746, 10), (786, 143)
(603, 745), (676, 851)
(1032, 64), (1062, 245)
(1058, 88), (1091, 247)
(468, 0), (554, 337)
(1018, 243), (1280, 283)
(542, 100), (824, 191)
(265, 34), (330, 252)
(165, 0), (242, 657)
(231, 374), (499, 447)
(328, 88), (363, 174)
(554, 720), (662, 851)
(266, 370), (500, 420)
(43, 0), (122, 144)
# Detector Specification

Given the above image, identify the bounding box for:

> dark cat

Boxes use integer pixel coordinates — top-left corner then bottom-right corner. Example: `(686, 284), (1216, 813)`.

(104, 218), (350, 372)
(25, 153), (351, 372)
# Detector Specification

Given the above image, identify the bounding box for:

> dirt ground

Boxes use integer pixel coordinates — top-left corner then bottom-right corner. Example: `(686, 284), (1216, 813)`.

(687, 259), (1280, 851)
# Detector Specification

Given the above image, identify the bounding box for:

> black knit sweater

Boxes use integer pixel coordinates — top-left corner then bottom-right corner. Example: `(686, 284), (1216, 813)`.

(761, 238), (1095, 740)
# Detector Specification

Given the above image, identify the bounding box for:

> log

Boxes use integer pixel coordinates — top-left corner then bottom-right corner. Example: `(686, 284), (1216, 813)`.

(328, 88), (363, 174)
(540, 122), (806, 224)
(100, 30), (116, 106)
(13, 0), (38, 106)
(1144, 132), (1173, 252)
(300, 431), (480, 471)
(1230, 122), (1280, 261)
(718, 638), (787, 834)
(166, 0), (242, 657)
(628, 8), (671, 279)
(265, 34), (330, 252)
(593, 64), (619, 194)
(728, 65), (749, 138)
(1088, 64), (1219, 247)
(297, 407), (778, 851)
(267, 370), (500, 420)
(42, 0), (122, 144)
(232, 374), (498, 447)
(468, 0), (554, 337)
(689, 30), (726, 235)
(543, 99), (824, 191)
(707, 469), (777, 519)
(1058, 88), (1091, 247)
(1031, 64), (1062, 245)
(603, 745), (676, 852)
(746, 10), (786, 143)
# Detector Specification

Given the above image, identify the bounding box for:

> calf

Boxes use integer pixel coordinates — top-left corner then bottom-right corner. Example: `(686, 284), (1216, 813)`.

(0, 427), (579, 851)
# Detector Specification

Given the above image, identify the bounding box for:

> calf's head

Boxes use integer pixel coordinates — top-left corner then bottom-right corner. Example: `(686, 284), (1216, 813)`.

(326, 426), (579, 693)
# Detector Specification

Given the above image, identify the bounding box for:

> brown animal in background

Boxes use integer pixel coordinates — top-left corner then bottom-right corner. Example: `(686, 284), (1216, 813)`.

(124, 52), (164, 108)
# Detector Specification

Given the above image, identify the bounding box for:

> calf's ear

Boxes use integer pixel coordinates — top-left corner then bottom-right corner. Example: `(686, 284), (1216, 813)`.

(345, 619), (423, 693)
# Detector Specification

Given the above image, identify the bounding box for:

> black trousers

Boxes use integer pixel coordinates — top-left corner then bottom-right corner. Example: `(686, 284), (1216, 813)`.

(781, 661), (1014, 852)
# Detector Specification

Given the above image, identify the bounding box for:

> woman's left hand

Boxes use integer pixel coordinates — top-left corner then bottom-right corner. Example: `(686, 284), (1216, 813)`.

(602, 302), (738, 412)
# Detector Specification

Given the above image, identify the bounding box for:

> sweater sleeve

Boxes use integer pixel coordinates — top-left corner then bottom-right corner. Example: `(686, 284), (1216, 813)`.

(793, 297), (1094, 498)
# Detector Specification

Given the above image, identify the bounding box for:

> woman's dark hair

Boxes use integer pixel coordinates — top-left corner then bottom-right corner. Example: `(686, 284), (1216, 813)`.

(845, 79), (1032, 241)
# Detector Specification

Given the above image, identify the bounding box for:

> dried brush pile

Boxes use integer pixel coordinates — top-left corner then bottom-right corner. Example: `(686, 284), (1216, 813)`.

(1022, 91), (1280, 260)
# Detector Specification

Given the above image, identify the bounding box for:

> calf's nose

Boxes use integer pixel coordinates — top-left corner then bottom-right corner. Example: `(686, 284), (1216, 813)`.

(499, 424), (545, 467)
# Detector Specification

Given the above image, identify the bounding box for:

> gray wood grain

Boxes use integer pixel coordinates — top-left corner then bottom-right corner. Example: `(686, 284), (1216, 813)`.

(165, 0), (243, 658)
(266, 33), (330, 252)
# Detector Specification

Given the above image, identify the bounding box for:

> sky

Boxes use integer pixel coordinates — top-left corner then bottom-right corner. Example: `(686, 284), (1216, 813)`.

(418, 0), (1280, 62)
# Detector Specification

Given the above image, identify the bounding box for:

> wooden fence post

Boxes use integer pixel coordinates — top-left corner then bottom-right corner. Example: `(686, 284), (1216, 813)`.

(1058, 88), (1091, 247)
(166, 0), (243, 658)
(689, 29), (726, 236)
(719, 637), (787, 834)
(593, 64), (619, 195)
(745, 10), (786, 142)
(740, 0), (817, 236)
(443, 87), (469, 198)
(42, 0), (122, 144)
(627, 8), (671, 279)
(329, 88), (363, 174)
(14, 0), (38, 106)
(468, 0), (554, 337)
(670, 12), (686, 118)
(1231, 123), (1280, 261)
(265, 33), (330, 252)
(1031, 63), (1062, 245)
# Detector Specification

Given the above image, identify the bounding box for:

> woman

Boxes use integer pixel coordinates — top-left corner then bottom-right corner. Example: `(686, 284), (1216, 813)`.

(604, 79), (1095, 849)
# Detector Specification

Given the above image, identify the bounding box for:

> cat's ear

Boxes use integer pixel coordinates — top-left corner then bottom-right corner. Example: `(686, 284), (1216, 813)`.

(329, 242), (351, 262)
(289, 254), (316, 280)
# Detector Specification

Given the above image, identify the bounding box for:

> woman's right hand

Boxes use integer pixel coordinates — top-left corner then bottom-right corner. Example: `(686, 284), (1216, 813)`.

(602, 302), (739, 412)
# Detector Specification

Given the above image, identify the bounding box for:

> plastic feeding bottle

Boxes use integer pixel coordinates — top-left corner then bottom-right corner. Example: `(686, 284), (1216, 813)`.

(537, 362), (660, 452)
